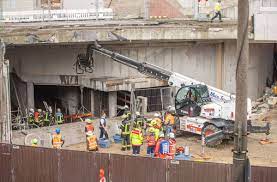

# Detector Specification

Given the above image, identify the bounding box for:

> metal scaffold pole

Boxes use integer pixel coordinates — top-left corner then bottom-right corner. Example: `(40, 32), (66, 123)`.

(233, 0), (250, 181)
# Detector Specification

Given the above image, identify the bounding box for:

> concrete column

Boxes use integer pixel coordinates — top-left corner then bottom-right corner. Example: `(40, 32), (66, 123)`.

(216, 43), (224, 89)
(108, 91), (117, 118)
(90, 89), (95, 115)
(27, 82), (34, 109)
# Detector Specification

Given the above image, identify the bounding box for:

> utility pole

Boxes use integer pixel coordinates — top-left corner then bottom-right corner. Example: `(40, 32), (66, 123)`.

(233, 0), (249, 181)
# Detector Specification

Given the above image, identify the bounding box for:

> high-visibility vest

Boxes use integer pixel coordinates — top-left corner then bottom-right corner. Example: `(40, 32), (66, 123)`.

(147, 134), (156, 147)
(130, 128), (143, 146)
(52, 134), (63, 149)
(56, 114), (64, 124)
(85, 124), (94, 133)
(87, 135), (97, 150)
(167, 139), (176, 159)
(165, 113), (175, 125)
(31, 143), (38, 147)
(215, 3), (222, 12)
(121, 122), (130, 135)
(153, 118), (163, 129)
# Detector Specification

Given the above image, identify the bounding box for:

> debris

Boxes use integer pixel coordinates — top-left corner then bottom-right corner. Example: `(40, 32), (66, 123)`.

(259, 139), (277, 145)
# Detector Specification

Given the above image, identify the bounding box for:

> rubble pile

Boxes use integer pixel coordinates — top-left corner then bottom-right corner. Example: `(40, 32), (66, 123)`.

(251, 86), (277, 120)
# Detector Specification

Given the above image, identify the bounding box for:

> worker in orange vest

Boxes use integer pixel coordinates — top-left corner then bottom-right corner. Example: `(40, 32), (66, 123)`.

(152, 113), (163, 131)
(86, 131), (98, 151)
(146, 127), (156, 157)
(164, 106), (176, 135)
(52, 128), (64, 149)
(99, 168), (106, 182)
(167, 132), (177, 159)
(85, 118), (94, 135)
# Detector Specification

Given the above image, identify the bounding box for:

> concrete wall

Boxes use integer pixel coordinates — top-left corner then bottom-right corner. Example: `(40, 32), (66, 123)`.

(2, 0), (35, 11)
(63, 0), (104, 9)
(7, 42), (273, 100)
(7, 43), (217, 89)
(223, 41), (274, 99)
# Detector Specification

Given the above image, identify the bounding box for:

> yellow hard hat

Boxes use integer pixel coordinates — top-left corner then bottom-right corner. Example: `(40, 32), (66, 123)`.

(151, 120), (157, 126)
(149, 127), (155, 133)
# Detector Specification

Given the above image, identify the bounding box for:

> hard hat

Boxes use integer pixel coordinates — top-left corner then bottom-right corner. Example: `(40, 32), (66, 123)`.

(55, 128), (61, 134)
(85, 118), (93, 123)
(124, 105), (129, 109)
(57, 108), (61, 112)
(148, 127), (155, 133)
(169, 106), (175, 113)
(167, 106), (172, 110)
(32, 138), (38, 144)
(154, 113), (160, 117)
(38, 109), (42, 112)
(86, 131), (93, 136)
(29, 108), (34, 112)
(136, 111), (140, 116)
(159, 132), (165, 138)
(150, 120), (157, 126)
(169, 132), (175, 139)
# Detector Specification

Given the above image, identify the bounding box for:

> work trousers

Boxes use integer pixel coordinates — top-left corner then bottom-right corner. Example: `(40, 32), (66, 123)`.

(211, 11), (222, 21)
(121, 134), (131, 150)
(100, 127), (109, 139)
(132, 145), (141, 155)
(147, 146), (155, 157)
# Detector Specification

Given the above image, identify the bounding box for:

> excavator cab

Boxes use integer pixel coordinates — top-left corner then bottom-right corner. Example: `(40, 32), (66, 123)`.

(175, 84), (211, 117)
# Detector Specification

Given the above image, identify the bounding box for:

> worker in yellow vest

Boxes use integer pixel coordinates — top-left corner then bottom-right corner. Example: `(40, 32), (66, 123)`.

(86, 131), (98, 151)
(52, 128), (64, 149)
(211, 0), (223, 22)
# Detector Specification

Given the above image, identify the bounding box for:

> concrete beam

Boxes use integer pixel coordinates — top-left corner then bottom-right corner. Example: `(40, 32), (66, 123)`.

(1, 21), (243, 45)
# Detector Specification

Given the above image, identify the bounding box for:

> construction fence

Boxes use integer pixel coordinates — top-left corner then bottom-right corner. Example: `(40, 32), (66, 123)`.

(1, 143), (277, 182)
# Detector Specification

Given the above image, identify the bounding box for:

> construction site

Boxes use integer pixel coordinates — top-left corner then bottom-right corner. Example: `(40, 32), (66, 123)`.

(1, 0), (277, 182)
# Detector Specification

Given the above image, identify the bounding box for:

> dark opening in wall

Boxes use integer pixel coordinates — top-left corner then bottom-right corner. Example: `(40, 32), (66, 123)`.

(34, 85), (80, 115)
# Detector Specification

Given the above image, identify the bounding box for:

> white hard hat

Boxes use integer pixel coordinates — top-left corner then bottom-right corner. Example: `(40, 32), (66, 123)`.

(86, 131), (93, 136)
(136, 111), (140, 116)
(169, 106), (175, 113)
(29, 108), (34, 112)
(124, 105), (129, 109)
(57, 108), (61, 112)
(154, 113), (160, 117)
(169, 132), (175, 139)
(159, 132), (165, 138)
(38, 109), (42, 112)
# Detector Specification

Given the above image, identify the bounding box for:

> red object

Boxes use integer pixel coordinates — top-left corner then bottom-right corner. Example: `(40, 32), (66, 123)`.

(85, 124), (94, 132)
(167, 139), (176, 159)
(64, 113), (93, 120)
(147, 135), (156, 147)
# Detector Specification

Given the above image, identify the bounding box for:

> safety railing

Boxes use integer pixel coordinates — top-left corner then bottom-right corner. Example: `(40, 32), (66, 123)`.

(1, 8), (113, 23)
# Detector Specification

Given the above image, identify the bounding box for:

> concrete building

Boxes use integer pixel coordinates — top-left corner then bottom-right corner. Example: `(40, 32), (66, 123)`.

(1, 0), (277, 118)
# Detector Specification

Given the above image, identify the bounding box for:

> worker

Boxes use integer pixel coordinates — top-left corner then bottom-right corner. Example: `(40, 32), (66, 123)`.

(85, 118), (94, 135)
(52, 128), (64, 149)
(86, 131), (98, 151)
(34, 109), (43, 126)
(28, 108), (35, 124)
(211, 0), (223, 22)
(154, 133), (169, 159)
(122, 105), (131, 120)
(99, 112), (109, 139)
(130, 123), (143, 155)
(43, 111), (50, 126)
(55, 108), (64, 125)
(146, 127), (156, 157)
(152, 113), (163, 131)
(164, 106), (176, 135)
(31, 138), (38, 147)
(99, 168), (106, 182)
(120, 115), (131, 151)
(134, 112), (146, 130)
(151, 120), (160, 141)
(167, 132), (177, 159)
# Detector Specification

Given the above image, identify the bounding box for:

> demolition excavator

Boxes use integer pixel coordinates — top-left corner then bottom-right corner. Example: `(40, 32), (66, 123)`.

(76, 43), (270, 147)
